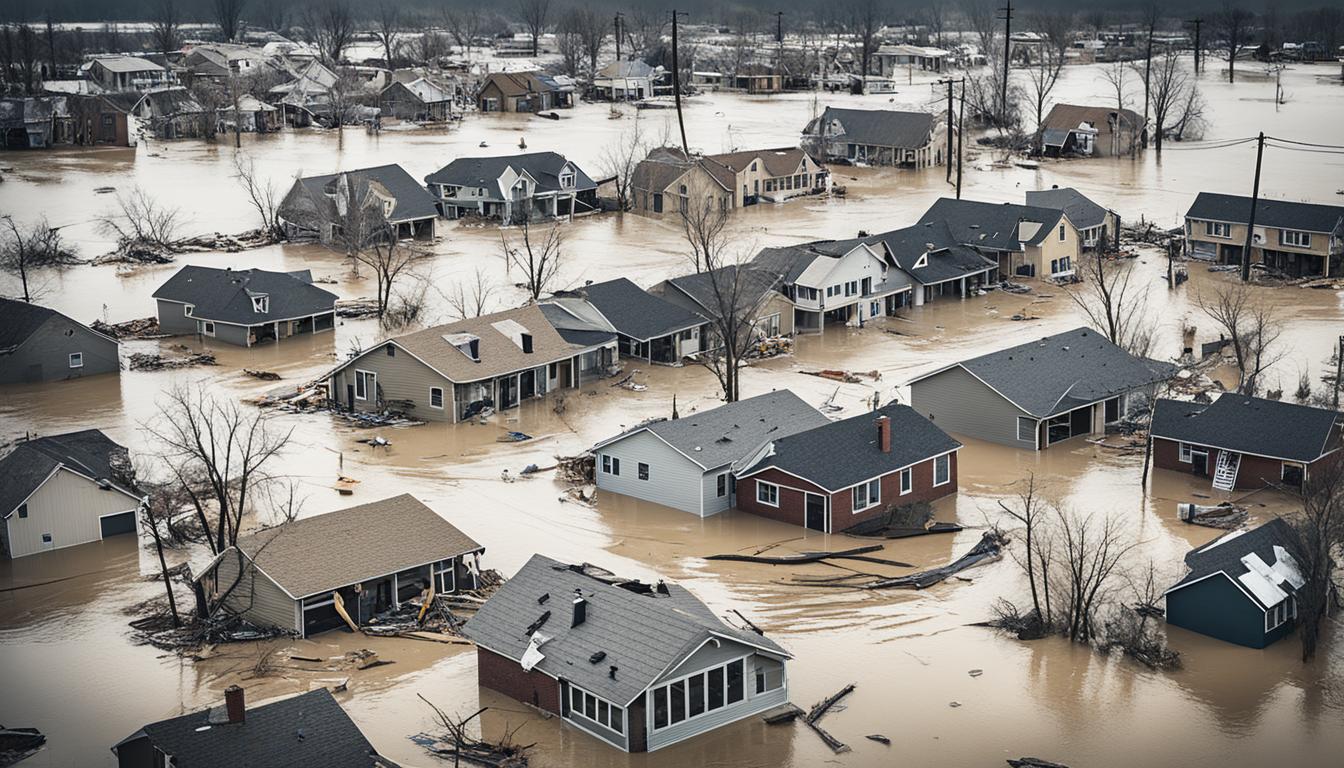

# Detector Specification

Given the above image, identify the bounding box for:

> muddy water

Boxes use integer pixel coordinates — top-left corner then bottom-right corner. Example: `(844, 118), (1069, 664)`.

(2, 60), (1344, 767)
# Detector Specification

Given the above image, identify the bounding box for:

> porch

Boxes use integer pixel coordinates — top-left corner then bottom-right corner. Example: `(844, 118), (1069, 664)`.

(298, 553), (481, 638)
(244, 311), (336, 347)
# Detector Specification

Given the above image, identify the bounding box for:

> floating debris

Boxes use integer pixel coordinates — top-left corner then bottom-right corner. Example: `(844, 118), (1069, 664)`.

(804, 683), (856, 753)
(91, 316), (165, 339)
(861, 531), (1007, 590)
(497, 431), (533, 443)
(127, 350), (218, 371)
(1178, 502), (1249, 530)
(243, 369), (281, 381)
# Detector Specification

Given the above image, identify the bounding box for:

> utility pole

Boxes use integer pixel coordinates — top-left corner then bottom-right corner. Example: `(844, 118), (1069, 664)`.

(1335, 334), (1343, 410)
(671, 10), (689, 157)
(1240, 132), (1265, 283)
(1188, 18), (1203, 74)
(774, 11), (784, 74)
(938, 78), (965, 184)
(1142, 16), (1155, 135)
(998, 0), (1013, 124)
(614, 12), (623, 62)
(957, 79), (965, 199)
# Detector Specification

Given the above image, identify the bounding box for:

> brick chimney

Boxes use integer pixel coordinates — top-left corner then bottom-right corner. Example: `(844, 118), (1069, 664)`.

(876, 415), (891, 453)
(224, 685), (245, 724)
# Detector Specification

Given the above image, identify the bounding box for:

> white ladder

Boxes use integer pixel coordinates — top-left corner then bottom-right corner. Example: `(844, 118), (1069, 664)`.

(1212, 451), (1241, 491)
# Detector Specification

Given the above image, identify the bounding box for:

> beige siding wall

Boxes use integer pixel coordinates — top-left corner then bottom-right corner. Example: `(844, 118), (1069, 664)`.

(5, 469), (139, 558)
(211, 550), (299, 632)
(1187, 219), (1331, 258)
(635, 167), (733, 220)
(1029, 219), (1081, 277)
(330, 344), (456, 422)
(756, 293), (795, 336)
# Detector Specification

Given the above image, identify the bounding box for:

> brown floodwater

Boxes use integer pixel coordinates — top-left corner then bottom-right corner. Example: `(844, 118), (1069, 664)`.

(1, 59), (1343, 767)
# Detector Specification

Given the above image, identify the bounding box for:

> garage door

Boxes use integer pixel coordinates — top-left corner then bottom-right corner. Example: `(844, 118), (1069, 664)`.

(100, 511), (137, 538)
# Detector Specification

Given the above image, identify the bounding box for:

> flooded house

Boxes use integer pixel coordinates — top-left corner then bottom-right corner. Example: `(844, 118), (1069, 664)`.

(548, 277), (708, 364)
(691, 147), (828, 206)
(278, 164), (442, 241)
(66, 92), (138, 146)
(918, 197), (1081, 279)
(0, 96), (72, 149)
(1037, 103), (1145, 158)
(129, 86), (208, 140)
(908, 327), (1177, 450)
(652, 266), (794, 339)
(1164, 519), (1304, 649)
(629, 149), (736, 219)
(84, 55), (172, 91)
(0, 298), (120, 384)
(734, 404), (961, 533)
(874, 44), (950, 74)
(462, 554), (792, 752)
(424, 152), (599, 222)
(1183, 192), (1344, 278)
(861, 220), (999, 304)
(1025, 187), (1120, 252)
(152, 266), (337, 347)
(593, 390), (830, 515)
(801, 106), (950, 168)
(378, 76), (458, 121)
(0, 430), (140, 559)
(592, 59), (664, 100)
(1150, 395), (1343, 491)
(192, 494), (484, 638)
(112, 686), (396, 767)
(476, 71), (571, 112)
(325, 304), (616, 422)
(751, 237), (912, 332)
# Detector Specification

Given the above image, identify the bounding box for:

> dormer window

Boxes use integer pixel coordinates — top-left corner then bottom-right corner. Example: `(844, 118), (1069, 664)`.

(252, 295), (269, 313)
(559, 170), (575, 188)
(913, 254), (928, 269)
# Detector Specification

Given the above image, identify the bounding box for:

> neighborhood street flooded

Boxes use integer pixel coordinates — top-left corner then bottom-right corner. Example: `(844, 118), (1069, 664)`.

(2, 58), (1343, 767)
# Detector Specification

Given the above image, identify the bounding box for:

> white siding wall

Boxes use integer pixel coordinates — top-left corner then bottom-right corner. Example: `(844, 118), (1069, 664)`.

(700, 465), (734, 516)
(595, 431), (708, 515)
(5, 469), (139, 558)
(210, 551), (301, 632)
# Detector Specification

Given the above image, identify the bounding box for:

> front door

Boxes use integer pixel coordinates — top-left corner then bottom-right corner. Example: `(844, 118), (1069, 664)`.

(805, 494), (827, 532)
(1190, 449), (1209, 477)
(520, 370), (536, 399)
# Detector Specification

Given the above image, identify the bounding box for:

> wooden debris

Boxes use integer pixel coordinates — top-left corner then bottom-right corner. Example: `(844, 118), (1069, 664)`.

(0, 726), (46, 765)
(1178, 502), (1248, 530)
(866, 734), (891, 745)
(417, 696), (533, 767)
(403, 631), (472, 645)
(802, 369), (862, 384)
(90, 316), (165, 339)
(861, 531), (1007, 590)
(243, 369), (281, 381)
(761, 703), (805, 724)
(1008, 759), (1069, 768)
(804, 683), (856, 753)
(333, 476), (360, 495)
(730, 608), (764, 635)
(128, 350), (218, 370)
(335, 298), (381, 317)
(705, 545), (883, 566)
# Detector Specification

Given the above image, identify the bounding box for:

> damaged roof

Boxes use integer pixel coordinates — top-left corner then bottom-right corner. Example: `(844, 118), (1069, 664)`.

(1025, 187), (1111, 231)
(462, 554), (789, 707)
(0, 430), (136, 518)
(659, 265), (783, 322)
(1151, 395), (1342, 463)
(1167, 518), (1304, 610)
(296, 164), (441, 223)
(227, 494), (482, 599)
(152, 265), (337, 326)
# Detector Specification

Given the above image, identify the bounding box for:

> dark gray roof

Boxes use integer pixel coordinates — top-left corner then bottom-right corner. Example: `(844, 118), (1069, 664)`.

(917, 197), (1066, 251)
(863, 220), (997, 286)
(297, 164), (440, 223)
(1185, 192), (1344, 235)
(917, 327), (1178, 418)
(1151, 395), (1342, 463)
(661, 266), (782, 322)
(0, 430), (135, 518)
(1168, 518), (1301, 609)
(810, 107), (936, 149)
(118, 688), (396, 768)
(0, 298), (59, 352)
(1025, 188), (1110, 230)
(751, 238), (871, 284)
(570, 278), (705, 342)
(462, 554), (788, 707)
(152, 266), (338, 326)
(424, 152), (596, 195)
(739, 403), (960, 491)
(598, 390), (830, 470)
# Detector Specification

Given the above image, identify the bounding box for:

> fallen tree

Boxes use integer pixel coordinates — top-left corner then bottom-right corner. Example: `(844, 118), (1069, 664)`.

(861, 531), (1007, 589)
(804, 683), (855, 753)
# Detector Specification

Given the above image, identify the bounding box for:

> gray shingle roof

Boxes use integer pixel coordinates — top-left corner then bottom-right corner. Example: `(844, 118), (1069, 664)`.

(568, 278), (705, 342)
(424, 152), (595, 195)
(1025, 188), (1110, 230)
(118, 688), (396, 768)
(917, 327), (1177, 418)
(296, 164), (440, 223)
(152, 266), (338, 326)
(751, 238), (869, 283)
(1168, 518), (1301, 609)
(739, 403), (960, 491)
(0, 430), (135, 518)
(230, 494), (482, 599)
(1185, 192), (1344, 235)
(1041, 103), (1142, 135)
(1151, 395), (1342, 463)
(863, 220), (997, 286)
(0, 298), (59, 352)
(809, 107), (936, 149)
(661, 266), (782, 322)
(461, 554), (788, 707)
(599, 390), (830, 470)
(918, 197), (1066, 251)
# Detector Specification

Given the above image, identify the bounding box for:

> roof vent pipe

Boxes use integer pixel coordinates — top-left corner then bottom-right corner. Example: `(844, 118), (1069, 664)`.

(571, 589), (587, 627)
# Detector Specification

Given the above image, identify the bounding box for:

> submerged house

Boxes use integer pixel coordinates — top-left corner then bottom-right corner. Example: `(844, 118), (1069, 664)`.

(193, 494), (484, 638)
(86, 55), (172, 91)
(112, 687), (398, 768)
(476, 71), (571, 112)
(1025, 187), (1118, 252)
(1164, 518), (1304, 648)
(629, 149), (736, 219)
(1038, 103), (1144, 158)
(750, 237), (911, 333)
(325, 304), (616, 422)
(424, 152), (598, 223)
(592, 390), (830, 516)
(862, 220), (998, 305)
(0, 430), (140, 559)
(152, 266), (338, 347)
(0, 298), (120, 384)
(801, 106), (949, 168)
(1183, 192), (1344, 278)
(549, 278), (707, 364)
(918, 197), (1081, 279)
(592, 59), (664, 100)
(701, 147), (828, 206)
(279, 164), (442, 242)
(378, 76), (458, 121)
(462, 554), (792, 752)
(130, 86), (207, 139)
(652, 266), (794, 340)
(908, 327), (1176, 450)
(734, 404), (961, 533)
(1150, 395), (1343, 492)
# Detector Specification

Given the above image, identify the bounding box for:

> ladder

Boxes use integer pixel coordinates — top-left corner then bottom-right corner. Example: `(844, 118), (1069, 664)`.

(1212, 451), (1241, 492)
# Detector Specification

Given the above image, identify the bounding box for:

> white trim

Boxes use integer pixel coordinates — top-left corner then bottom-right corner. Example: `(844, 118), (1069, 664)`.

(1150, 434), (1334, 466)
(899, 467), (913, 495)
(429, 386), (445, 409)
(354, 369), (375, 401)
(755, 480), (780, 507)
(735, 448), (960, 494)
(648, 652), (751, 733)
(932, 453), (951, 486)
(1163, 569), (1268, 610)
(630, 632), (792, 708)
(68, 352), (84, 369)
(4, 465), (140, 519)
(851, 478), (880, 513)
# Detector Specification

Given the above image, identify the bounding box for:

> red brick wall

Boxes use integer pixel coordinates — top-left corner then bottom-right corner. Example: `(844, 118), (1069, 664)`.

(735, 469), (825, 528)
(1236, 453), (1287, 490)
(476, 646), (560, 715)
(1152, 437), (1203, 474)
(1153, 437), (1289, 490)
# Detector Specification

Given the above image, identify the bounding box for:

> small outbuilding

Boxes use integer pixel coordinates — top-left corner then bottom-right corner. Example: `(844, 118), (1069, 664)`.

(0, 298), (120, 384)
(153, 266), (338, 347)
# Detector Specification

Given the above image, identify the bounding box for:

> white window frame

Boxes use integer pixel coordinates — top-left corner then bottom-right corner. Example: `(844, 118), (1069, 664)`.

(899, 468), (913, 495)
(649, 655), (749, 732)
(68, 352), (83, 369)
(354, 369), (375, 401)
(638, 462), (650, 481)
(756, 481), (779, 507)
(1205, 221), (1231, 238)
(429, 386), (444, 409)
(716, 473), (728, 498)
(184, 304), (194, 317)
(1058, 224), (1066, 241)
(202, 321), (215, 337)
(252, 295), (269, 313)
(933, 454), (951, 486)
(1279, 230), (1311, 248)
(601, 454), (620, 476)
(852, 478), (880, 512)
(1178, 442), (1193, 463)
(567, 683), (625, 735)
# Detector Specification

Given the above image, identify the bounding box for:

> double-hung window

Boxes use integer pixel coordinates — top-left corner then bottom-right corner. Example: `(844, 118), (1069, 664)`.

(355, 370), (375, 401)
(429, 387), (444, 409)
(1280, 230), (1311, 248)
(638, 462), (650, 481)
(756, 481), (779, 507)
(899, 468), (913, 495)
(852, 479), (880, 512)
(1205, 221), (1231, 238)
(1178, 443), (1193, 463)
(933, 454), (951, 486)
(601, 454), (621, 476)
(1017, 417), (1036, 443)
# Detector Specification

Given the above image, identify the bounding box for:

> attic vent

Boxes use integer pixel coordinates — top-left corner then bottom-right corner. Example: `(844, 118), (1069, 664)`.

(538, 592), (549, 605)
(589, 651), (606, 664)
(609, 665), (618, 679)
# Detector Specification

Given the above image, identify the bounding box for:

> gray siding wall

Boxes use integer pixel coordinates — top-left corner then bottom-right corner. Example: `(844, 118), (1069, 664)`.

(5, 469), (139, 558)
(655, 637), (757, 684)
(645, 650), (788, 752)
(700, 465), (733, 516)
(330, 345), (456, 422)
(595, 430), (707, 515)
(1, 316), (120, 384)
(213, 322), (251, 347)
(156, 299), (197, 335)
(910, 366), (1036, 449)
(211, 549), (300, 632)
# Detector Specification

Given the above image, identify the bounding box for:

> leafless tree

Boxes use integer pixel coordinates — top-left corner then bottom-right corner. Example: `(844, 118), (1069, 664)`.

(1199, 281), (1285, 396)
(373, 0), (401, 66)
(600, 115), (646, 212)
(556, 15), (584, 77)
(1138, 2), (1160, 131)
(0, 215), (81, 302)
(151, 0), (182, 53)
(408, 28), (449, 65)
(1144, 50), (1195, 153)
(1052, 506), (1140, 644)
(144, 385), (293, 556)
(444, 267), (500, 319)
(98, 187), (183, 251)
(308, 0), (355, 64)
(213, 0), (247, 42)
(1214, 3), (1255, 83)
(1021, 13), (1071, 134)
(354, 225), (432, 321)
(623, 9), (666, 61)
(1062, 254), (1155, 356)
(1287, 454), (1344, 662)
(443, 7), (485, 61)
(921, 5), (946, 48)
(849, 0), (883, 82)
(232, 152), (282, 239)
(139, 481), (182, 627)
(325, 72), (364, 143)
(501, 218), (565, 302)
(517, 0), (550, 57)
(1101, 60), (1133, 114)
(559, 5), (609, 77)
(997, 475), (1051, 630)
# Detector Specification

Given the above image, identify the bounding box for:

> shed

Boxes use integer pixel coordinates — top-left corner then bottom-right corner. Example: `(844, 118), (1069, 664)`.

(0, 298), (120, 383)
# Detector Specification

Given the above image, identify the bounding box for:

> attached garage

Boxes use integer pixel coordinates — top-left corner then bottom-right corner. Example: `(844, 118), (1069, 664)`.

(100, 510), (137, 538)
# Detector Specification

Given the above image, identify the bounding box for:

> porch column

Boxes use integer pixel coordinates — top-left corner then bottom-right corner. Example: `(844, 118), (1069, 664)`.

(392, 573), (399, 608)
(960, 276), (968, 298)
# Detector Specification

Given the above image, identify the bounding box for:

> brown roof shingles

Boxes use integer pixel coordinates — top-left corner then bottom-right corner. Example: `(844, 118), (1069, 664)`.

(387, 303), (587, 383)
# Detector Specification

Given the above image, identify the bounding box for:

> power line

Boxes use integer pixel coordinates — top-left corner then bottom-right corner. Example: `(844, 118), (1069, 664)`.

(1264, 136), (1344, 150)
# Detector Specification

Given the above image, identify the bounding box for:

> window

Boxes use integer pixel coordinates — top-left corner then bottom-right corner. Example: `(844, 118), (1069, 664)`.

(430, 387), (444, 409)
(601, 454), (621, 476)
(653, 686), (668, 729)
(899, 468), (913, 495)
(355, 370), (375, 401)
(670, 680), (686, 723)
(726, 659), (744, 703)
(650, 657), (748, 731)
(68, 352), (83, 369)
(17, 504), (27, 519)
(1280, 230), (1311, 248)
(688, 673), (705, 717)
(1178, 442), (1193, 463)
(1057, 256), (1071, 273)
(560, 171), (575, 188)
(1266, 600), (1290, 632)
(707, 666), (724, 709)
(252, 295), (269, 313)
(638, 462), (650, 481)
(852, 478), (880, 512)
(653, 193), (663, 213)
(1017, 417), (1035, 443)
(386, 343), (396, 356)
(184, 304), (194, 317)
(202, 321), (215, 337)
(41, 533), (52, 544)
(750, 161), (757, 171)
(933, 454), (951, 486)
(1058, 224), (1066, 241)
(1051, 259), (1058, 274)
(754, 662), (784, 694)
(568, 685), (624, 733)
(1205, 221), (1231, 238)
(716, 473), (728, 498)
(756, 481), (779, 507)
(1281, 462), (1305, 487)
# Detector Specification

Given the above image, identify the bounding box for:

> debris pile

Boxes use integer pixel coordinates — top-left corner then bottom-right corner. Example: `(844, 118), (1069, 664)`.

(243, 369), (281, 380)
(555, 454), (594, 485)
(130, 611), (290, 653)
(705, 544), (910, 568)
(800, 369), (880, 384)
(128, 349), (218, 371)
(1177, 502), (1249, 530)
(747, 336), (793, 359)
(610, 370), (647, 391)
(860, 530), (1007, 590)
(416, 696), (533, 768)
(335, 298), (382, 318)
(844, 502), (964, 539)
(804, 683), (856, 753)
(362, 570), (504, 641)
(91, 316), (165, 339)
(0, 726), (46, 765)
